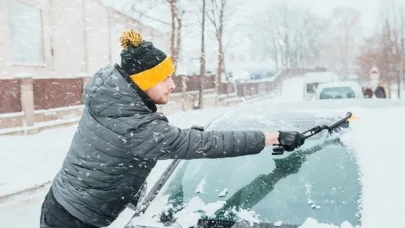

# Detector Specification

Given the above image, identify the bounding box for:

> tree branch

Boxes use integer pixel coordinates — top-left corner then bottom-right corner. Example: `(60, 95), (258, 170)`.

(130, 3), (171, 26)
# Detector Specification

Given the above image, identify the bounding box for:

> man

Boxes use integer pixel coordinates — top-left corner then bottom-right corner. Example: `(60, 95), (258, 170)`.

(40, 30), (305, 228)
(374, 84), (387, 99)
(363, 87), (373, 98)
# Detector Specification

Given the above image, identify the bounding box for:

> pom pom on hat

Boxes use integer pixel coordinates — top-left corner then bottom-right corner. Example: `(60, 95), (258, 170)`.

(120, 29), (143, 49)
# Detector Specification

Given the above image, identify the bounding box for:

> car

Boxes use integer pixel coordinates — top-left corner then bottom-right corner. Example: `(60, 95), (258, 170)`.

(303, 72), (340, 100)
(124, 99), (390, 228)
(314, 81), (364, 100)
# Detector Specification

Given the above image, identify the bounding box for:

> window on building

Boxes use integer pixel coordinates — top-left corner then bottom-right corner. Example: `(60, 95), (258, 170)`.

(9, 1), (44, 65)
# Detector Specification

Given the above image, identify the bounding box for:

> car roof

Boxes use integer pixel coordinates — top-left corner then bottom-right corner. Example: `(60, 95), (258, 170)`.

(212, 99), (405, 123)
(316, 81), (362, 89)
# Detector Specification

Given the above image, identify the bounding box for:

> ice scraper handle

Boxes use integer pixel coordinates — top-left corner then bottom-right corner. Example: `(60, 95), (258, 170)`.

(301, 125), (329, 138)
(272, 112), (354, 155)
(272, 146), (285, 155)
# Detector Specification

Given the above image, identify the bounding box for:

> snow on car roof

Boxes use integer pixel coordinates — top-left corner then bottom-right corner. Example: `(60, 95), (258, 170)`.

(316, 81), (362, 89)
(221, 99), (405, 122)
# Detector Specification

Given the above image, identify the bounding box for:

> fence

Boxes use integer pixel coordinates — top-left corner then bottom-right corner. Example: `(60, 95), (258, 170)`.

(171, 74), (235, 94)
(0, 68), (300, 135)
(0, 79), (21, 113)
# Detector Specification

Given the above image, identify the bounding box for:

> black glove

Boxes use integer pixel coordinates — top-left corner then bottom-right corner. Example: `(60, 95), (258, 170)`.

(277, 131), (305, 152)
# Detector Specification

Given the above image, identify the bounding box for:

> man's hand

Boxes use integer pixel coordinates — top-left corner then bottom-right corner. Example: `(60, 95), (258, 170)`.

(276, 131), (306, 151)
(264, 132), (280, 146)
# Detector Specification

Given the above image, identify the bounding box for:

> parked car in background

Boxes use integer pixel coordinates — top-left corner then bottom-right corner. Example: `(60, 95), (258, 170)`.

(314, 81), (364, 100)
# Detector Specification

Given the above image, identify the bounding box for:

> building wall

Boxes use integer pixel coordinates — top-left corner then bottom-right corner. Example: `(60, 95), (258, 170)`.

(0, 0), (170, 79)
(52, 0), (87, 76)
(0, 0), (53, 78)
(85, 0), (112, 73)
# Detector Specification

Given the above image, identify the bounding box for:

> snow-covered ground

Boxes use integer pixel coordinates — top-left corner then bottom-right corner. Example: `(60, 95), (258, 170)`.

(277, 76), (305, 101)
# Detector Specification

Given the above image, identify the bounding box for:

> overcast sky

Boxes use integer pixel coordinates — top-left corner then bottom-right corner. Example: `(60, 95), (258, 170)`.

(236, 0), (387, 37)
(289, 0), (383, 36)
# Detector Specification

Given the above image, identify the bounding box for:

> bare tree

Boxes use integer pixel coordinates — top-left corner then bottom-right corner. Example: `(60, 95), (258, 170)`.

(252, 2), (325, 71)
(167, 0), (184, 71)
(198, 0), (207, 109)
(356, 34), (381, 81)
(206, 0), (236, 100)
(166, 0), (189, 110)
(258, 13), (282, 70)
(378, 0), (405, 98)
(287, 9), (326, 68)
(400, 5), (405, 98)
(356, 0), (405, 98)
(328, 7), (362, 77)
(130, 0), (171, 26)
(248, 3), (287, 69)
(129, 0), (184, 68)
(129, 0), (190, 109)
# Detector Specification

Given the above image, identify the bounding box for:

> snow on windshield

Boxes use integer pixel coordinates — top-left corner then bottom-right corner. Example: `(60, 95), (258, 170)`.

(129, 194), (226, 228)
(292, 105), (405, 228)
(130, 103), (405, 228)
(339, 107), (405, 228)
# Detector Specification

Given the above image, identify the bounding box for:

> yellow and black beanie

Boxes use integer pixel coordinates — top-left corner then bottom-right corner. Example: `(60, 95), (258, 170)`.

(120, 30), (175, 91)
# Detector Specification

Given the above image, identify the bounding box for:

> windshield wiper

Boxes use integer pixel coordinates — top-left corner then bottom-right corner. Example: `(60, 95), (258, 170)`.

(126, 114), (227, 227)
(196, 218), (299, 228)
(127, 219), (298, 228)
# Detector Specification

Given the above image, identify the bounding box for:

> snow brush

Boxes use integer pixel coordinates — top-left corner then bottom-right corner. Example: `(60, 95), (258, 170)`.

(272, 112), (356, 155)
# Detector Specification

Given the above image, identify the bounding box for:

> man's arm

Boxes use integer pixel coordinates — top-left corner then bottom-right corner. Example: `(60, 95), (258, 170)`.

(128, 119), (278, 160)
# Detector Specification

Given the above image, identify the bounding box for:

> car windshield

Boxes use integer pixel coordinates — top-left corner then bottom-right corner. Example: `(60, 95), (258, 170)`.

(133, 114), (362, 227)
(320, 87), (356, 99)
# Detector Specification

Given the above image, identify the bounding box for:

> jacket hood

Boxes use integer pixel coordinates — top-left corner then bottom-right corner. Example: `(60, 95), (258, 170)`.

(83, 64), (157, 117)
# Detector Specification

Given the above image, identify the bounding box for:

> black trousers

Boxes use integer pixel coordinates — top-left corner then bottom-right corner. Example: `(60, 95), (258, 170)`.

(40, 188), (98, 228)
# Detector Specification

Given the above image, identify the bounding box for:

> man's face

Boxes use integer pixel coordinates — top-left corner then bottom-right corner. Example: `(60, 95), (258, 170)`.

(144, 76), (176, 105)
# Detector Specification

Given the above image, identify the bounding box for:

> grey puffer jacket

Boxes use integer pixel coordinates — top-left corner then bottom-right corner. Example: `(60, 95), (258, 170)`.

(51, 64), (266, 227)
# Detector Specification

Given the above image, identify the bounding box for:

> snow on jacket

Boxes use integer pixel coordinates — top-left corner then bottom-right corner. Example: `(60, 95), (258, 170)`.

(51, 64), (266, 227)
